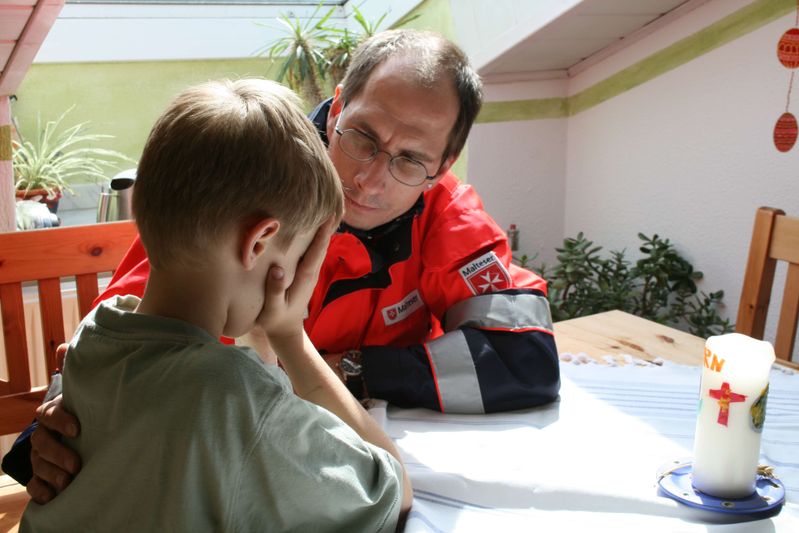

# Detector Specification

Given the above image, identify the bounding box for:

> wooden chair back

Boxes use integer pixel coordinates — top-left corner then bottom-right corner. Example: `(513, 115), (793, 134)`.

(0, 221), (138, 435)
(737, 207), (799, 363)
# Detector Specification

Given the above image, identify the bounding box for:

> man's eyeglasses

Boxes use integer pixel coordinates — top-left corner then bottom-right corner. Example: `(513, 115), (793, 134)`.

(334, 108), (438, 187)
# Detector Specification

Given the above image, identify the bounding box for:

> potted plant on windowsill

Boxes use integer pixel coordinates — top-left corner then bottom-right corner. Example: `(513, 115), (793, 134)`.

(13, 109), (133, 213)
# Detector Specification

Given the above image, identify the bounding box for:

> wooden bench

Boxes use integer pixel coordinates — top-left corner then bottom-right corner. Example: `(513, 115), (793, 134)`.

(0, 221), (137, 436)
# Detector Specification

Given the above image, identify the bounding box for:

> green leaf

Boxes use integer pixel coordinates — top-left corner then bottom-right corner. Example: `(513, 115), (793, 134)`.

(543, 231), (729, 336)
(12, 108), (131, 197)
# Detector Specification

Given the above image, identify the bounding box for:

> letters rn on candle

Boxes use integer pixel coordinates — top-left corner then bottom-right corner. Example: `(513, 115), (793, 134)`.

(703, 346), (725, 372)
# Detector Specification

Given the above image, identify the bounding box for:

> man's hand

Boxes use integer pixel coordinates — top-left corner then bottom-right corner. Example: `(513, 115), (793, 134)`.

(257, 218), (336, 345)
(27, 394), (82, 504)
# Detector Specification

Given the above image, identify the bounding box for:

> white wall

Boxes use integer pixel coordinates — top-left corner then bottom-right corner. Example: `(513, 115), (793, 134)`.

(467, 79), (568, 267)
(564, 2), (798, 344)
(468, 119), (568, 267)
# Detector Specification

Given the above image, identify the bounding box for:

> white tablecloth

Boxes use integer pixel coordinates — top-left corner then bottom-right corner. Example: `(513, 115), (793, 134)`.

(371, 361), (799, 532)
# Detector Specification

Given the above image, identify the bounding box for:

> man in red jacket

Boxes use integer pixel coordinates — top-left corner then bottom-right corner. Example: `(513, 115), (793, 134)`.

(13, 29), (559, 503)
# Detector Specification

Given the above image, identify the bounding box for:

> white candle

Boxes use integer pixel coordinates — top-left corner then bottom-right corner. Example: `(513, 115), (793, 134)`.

(692, 333), (775, 498)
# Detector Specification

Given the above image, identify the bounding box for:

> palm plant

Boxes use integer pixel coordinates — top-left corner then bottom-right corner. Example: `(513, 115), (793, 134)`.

(325, 6), (418, 86)
(259, 3), (420, 99)
(259, 3), (335, 104)
(13, 108), (132, 200)
(325, 27), (360, 86)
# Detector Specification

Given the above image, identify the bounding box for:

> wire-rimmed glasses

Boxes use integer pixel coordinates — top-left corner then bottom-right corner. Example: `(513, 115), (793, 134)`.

(334, 108), (438, 187)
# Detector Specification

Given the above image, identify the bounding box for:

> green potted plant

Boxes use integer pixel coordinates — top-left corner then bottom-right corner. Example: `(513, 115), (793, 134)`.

(259, 3), (418, 102)
(324, 6), (420, 85)
(259, 3), (335, 104)
(12, 108), (132, 213)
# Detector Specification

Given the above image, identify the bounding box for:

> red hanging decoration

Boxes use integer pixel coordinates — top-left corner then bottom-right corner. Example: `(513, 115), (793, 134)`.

(774, 2), (799, 152)
(774, 111), (798, 152)
(777, 28), (799, 69)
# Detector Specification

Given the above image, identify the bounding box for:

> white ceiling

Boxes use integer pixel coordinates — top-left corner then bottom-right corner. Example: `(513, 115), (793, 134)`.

(479, 0), (695, 78)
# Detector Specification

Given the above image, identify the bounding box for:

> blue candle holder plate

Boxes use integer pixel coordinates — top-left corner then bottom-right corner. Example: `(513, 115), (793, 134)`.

(657, 460), (785, 516)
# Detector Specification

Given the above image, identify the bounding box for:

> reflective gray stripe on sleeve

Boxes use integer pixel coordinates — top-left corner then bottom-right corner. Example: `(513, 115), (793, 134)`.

(426, 330), (485, 414)
(444, 292), (553, 333)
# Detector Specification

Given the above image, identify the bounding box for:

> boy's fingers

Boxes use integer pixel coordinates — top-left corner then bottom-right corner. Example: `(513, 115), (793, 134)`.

(299, 218), (336, 276)
(264, 266), (287, 300)
(263, 218), (336, 312)
(279, 221), (333, 307)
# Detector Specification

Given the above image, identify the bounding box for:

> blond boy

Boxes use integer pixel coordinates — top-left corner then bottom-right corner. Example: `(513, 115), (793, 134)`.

(21, 79), (411, 532)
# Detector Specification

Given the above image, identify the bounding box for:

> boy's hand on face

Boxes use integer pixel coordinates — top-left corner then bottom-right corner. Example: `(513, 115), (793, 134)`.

(257, 218), (336, 348)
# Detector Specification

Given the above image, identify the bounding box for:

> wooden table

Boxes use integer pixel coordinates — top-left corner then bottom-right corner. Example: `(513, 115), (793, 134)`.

(554, 309), (799, 369)
(554, 309), (706, 365)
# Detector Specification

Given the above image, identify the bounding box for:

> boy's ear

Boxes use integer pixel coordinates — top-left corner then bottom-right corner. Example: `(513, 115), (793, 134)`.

(241, 218), (280, 270)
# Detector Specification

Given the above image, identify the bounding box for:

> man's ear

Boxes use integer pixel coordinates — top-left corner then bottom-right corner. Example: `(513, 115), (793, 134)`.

(431, 154), (458, 185)
(436, 154), (460, 178)
(241, 218), (280, 271)
(326, 85), (344, 143)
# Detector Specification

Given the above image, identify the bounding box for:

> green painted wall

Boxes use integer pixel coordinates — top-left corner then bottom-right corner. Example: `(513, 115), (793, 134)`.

(13, 58), (281, 170)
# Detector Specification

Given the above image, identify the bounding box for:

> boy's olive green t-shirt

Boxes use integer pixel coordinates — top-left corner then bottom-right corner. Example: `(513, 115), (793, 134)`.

(21, 296), (402, 532)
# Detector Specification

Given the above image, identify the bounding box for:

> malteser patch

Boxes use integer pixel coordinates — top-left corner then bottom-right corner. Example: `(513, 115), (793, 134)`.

(459, 251), (512, 295)
(382, 289), (425, 326)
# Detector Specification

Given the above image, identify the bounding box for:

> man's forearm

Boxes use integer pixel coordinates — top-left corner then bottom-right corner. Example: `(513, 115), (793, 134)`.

(362, 328), (560, 413)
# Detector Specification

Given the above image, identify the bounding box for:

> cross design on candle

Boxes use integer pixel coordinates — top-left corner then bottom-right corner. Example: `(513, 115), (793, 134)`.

(708, 382), (747, 426)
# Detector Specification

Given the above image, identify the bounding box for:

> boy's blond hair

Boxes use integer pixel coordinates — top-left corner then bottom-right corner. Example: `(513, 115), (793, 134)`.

(133, 78), (343, 268)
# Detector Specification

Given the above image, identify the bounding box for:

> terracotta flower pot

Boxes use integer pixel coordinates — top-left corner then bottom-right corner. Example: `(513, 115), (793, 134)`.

(15, 188), (62, 214)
